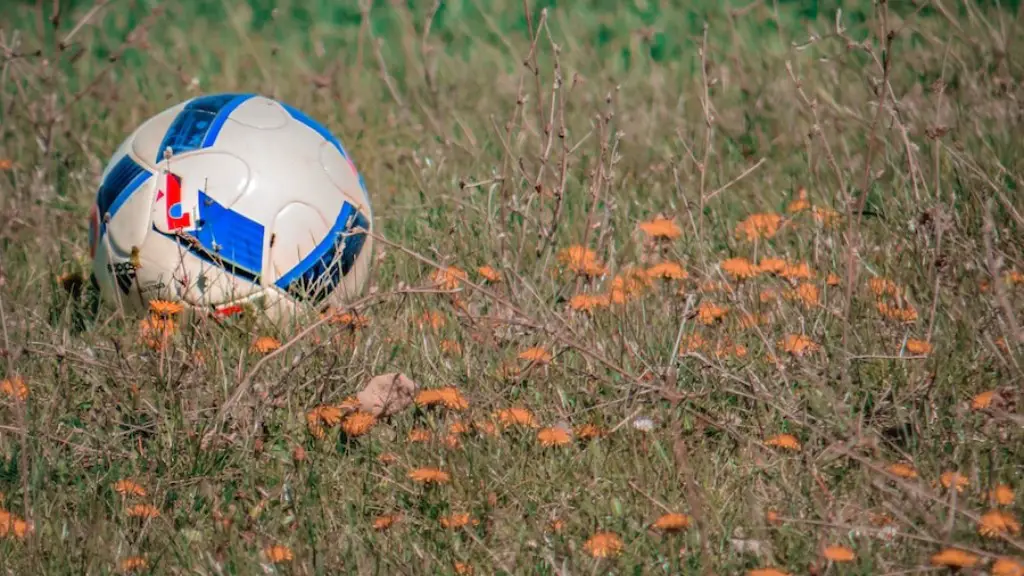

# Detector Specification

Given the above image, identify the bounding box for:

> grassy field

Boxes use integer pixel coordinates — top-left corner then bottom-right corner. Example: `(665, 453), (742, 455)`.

(1, 0), (1023, 574)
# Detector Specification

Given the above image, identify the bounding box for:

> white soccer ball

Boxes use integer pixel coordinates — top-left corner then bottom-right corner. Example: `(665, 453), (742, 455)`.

(88, 93), (374, 324)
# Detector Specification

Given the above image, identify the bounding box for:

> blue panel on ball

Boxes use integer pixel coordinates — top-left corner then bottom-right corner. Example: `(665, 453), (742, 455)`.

(155, 93), (254, 161)
(96, 154), (151, 235)
(191, 191), (265, 276)
(149, 191), (265, 284)
(280, 102), (348, 158)
(274, 201), (369, 302)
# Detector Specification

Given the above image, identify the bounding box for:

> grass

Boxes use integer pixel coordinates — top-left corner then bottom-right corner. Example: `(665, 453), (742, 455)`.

(1, 0), (1023, 573)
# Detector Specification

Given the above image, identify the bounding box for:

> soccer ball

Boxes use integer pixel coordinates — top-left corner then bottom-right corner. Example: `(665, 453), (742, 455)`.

(88, 93), (373, 324)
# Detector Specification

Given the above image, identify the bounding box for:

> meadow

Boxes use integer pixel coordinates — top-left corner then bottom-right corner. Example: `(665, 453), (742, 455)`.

(0, 0), (1023, 573)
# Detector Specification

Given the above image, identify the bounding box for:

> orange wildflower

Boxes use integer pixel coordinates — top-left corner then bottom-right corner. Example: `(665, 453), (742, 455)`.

(757, 257), (787, 275)
(869, 277), (901, 297)
(113, 479), (147, 497)
(126, 504), (160, 519)
(652, 513), (691, 532)
(251, 336), (281, 354)
(558, 245), (606, 277)
(537, 426), (572, 447)
(608, 268), (651, 303)
(340, 411), (376, 437)
(991, 484), (1015, 506)
(119, 556), (148, 573)
(780, 261), (812, 281)
(477, 266), (501, 282)
(431, 266), (468, 290)
(377, 452), (399, 465)
(786, 282), (819, 307)
(440, 513), (477, 529)
(0, 510), (30, 538)
(0, 159), (13, 170)
(495, 407), (538, 429)
(905, 339), (932, 355)
(786, 188), (810, 213)
(407, 428), (432, 443)
(779, 334), (818, 356)
(373, 513), (400, 531)
(415, 387), (469, 410)
(264, 545), (293, 563)
(139, 316), (176, 351)
(886, 462), (918, 479)
(518, 347), (553, 364)
(826, 273), (841, 286)
(440, 339), (462, 356)
(930, 548), (978, 568)
(407, 467), (450, 484)
(822, 545), (855, 562)
(765, 433), (801, 451)
(323, 310), (370, 329)
(971, 390), (998, 410)
(735, 213), (782, 241)
(569, 293), (610, 312)
(639, 217), (683, 240)
(992, 558), (1024, 576)
(812, 206), (841, 227)
(147, 299), (183, 317)
(584, 531), (624, 558)
(939, 471), (969, 493)
(417, 310), (446, 330)
(979, 510), (1021, 538)
(748, 569), (790, 576)
(0, 376), (28, 401)
(646, 261), (688, 280)
(575, 423), (605, 440)
(696, 302), (728, 325)
(454, 562), (474, 575)
(720, 257), (759, 280)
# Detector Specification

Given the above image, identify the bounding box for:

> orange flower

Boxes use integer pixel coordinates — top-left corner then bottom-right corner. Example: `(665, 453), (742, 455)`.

(308, 405), (344, 428)
(759, 288), (779, 303)
(407, 467), (450, 484)
(720, 257), (759, 280)
(939, 471), (969, 493)
(558, 245), (607, 277)
(373, 513), (400, 531)
(126, 504), (160, 519)
(697, 279), (735, 294)
(415, 387), (469, 411)
(251, 336), (281, 354)
(886, 462), (918, 479)
(264, 545), (293, 563)
(341, 411), (376, 437)
(477, 266), (501, 282)
(780, 261), (812, 281)
(765, 510), (782, 525)
(757, 257), (787, 275)
(440, 339), (462, 356)
(431, 266), (468, 290)
(113, 479), (147, 497)
(440, 513), (477, 529)
(869, 277), (901, 297)
(905, 339), (931, 355)
(119, 556), (148, 573)
(646, 262), (688, 280)
(537, 427), (572, 447)
(474, 420), (499, 437)
(740, 312), (767, 329)
(518, 347), (553, 364)
(639, 217), (682, 240)
(679, 333), (707, 354)
(779, 334), (818, 356)
(377, 452), (398, 465)
(876, 301), (918, 323)
(0, 376), (28, 400)
(0, 159), (12, 170)
(735, 213), (782, 241)
(417, 310), (446, 330)
(448, 420), (470, 435)
(972, 390), (998, 410)
(992, 558), (1024, 576)
(812, 206), (841, 227)
(323, 310), (370, 329)
(408, 428), (432, 443)
(979, 510), (1021, 538)
(608, 268), (651, 304)
(822, 545), (855, 562)
(496, 407), (539, 429)
(826, 273), (841, 286)
(569, 293), (611, 312)
(991, 484), (1015, 506)
(652, 513), (690, 532)
(147, 299), (184, 317)
(575, 423), (605, 440)
(139, 316), (176, 351)
(765, 433), (801, 451)
(786, 283), (819, 307)
(454, 562), (474, 575)
(930, 548), (978, 568)
(786, 188), (810, 213)
(584, 531), (624, 558)
(696, 302), (728, 325)
(0, 510), (30, 538)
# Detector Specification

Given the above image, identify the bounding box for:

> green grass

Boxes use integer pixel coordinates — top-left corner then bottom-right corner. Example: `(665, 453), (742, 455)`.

(1, 0), (1023, 574)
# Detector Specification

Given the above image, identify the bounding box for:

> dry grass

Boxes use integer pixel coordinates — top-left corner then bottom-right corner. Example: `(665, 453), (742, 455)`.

(0, 0), (1023, 574)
